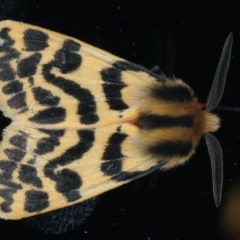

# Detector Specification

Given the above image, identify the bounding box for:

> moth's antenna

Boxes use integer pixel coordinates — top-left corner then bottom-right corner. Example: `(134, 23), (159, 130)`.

(205, 33), (233, 207)
(206, 33), (233, 111)
(205, 133), (223, 207)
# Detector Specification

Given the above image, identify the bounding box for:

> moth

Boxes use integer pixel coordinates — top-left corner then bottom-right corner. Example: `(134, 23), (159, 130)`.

(0, 20), (233, 219)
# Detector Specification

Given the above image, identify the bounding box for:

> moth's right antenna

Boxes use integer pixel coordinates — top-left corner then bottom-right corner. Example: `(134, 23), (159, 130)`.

(206, 33), (233, 111)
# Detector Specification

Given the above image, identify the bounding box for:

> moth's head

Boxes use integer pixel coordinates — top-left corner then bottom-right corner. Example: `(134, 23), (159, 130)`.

(135, 33), (233, 208)
(162, 33), (233, 208)
(182, 92), (221, 148)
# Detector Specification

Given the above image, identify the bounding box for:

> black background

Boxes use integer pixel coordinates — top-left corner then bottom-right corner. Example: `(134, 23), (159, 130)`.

(0, 0), (240, 239)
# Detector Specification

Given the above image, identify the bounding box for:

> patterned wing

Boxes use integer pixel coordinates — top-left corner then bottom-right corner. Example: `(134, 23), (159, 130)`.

(0, 21), (162, 219)
(0, 120), (164, 219)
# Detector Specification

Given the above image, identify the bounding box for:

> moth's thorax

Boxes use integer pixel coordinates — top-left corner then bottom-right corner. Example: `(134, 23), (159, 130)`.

(126, 77), (220, 170)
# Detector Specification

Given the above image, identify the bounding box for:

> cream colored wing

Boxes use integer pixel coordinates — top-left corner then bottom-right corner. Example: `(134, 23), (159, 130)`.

(0, 20), (163, 219)
(0, 121), (164, 219)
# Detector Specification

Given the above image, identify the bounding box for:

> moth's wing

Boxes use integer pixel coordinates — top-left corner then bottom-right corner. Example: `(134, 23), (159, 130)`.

(0, 21), (162, 219)
(0, 123), (162, 219)
(0, 20), (161, 127)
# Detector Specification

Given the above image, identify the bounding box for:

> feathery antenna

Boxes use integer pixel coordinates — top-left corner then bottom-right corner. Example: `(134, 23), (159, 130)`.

(205, 33), (233, 207)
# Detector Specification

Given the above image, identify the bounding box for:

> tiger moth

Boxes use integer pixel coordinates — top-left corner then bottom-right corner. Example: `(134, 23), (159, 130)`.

(0, 20), (233, 219)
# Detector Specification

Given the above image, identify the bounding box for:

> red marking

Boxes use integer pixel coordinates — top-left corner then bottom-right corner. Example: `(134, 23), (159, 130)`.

(121, 118), (138, 124)
(199, 103), (205, 109)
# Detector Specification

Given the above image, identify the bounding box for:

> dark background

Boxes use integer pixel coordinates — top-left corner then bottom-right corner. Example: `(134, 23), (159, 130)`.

(0, 0), (240, 239)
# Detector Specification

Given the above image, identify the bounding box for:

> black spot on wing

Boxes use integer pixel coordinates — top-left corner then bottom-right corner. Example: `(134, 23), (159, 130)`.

(0, 27), (14, 46)
(23, 29), (49, 51)
(17, 53), (41, 78)
(0, 178), (22, 191)
(35, 139), (60, 153)
(2, 80), (23, 94)
(24, 190), (49, 213)
(44, 129), (94, 202)
(149, 141), (192, 157)
(32, 87), (60, 106)
(101, 130), (128, 176)
(9, 134), (27, 150)
(0, 28), (19, 82)
(7, 92), (27, 109)
(38, 129), (65, 137)
(0, 160), (17, 179)
(137, 115), (194, 129)
(0, 160), (22, 213)
(29, 107), (66, 124)
(53, 40), (81, 73)
(0, 64), (15, 81)
(34, 129), (65, 155)
(55, 169), (82, 202)
(101, 160), (122, 176)
(63, 39), (80, 51)
(4, 148), (25, 162)
(19, 165), (42, 188)
(101, 67), (128, 111)
(0, 188), (16, 213)
(101, 131), (128, 160)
